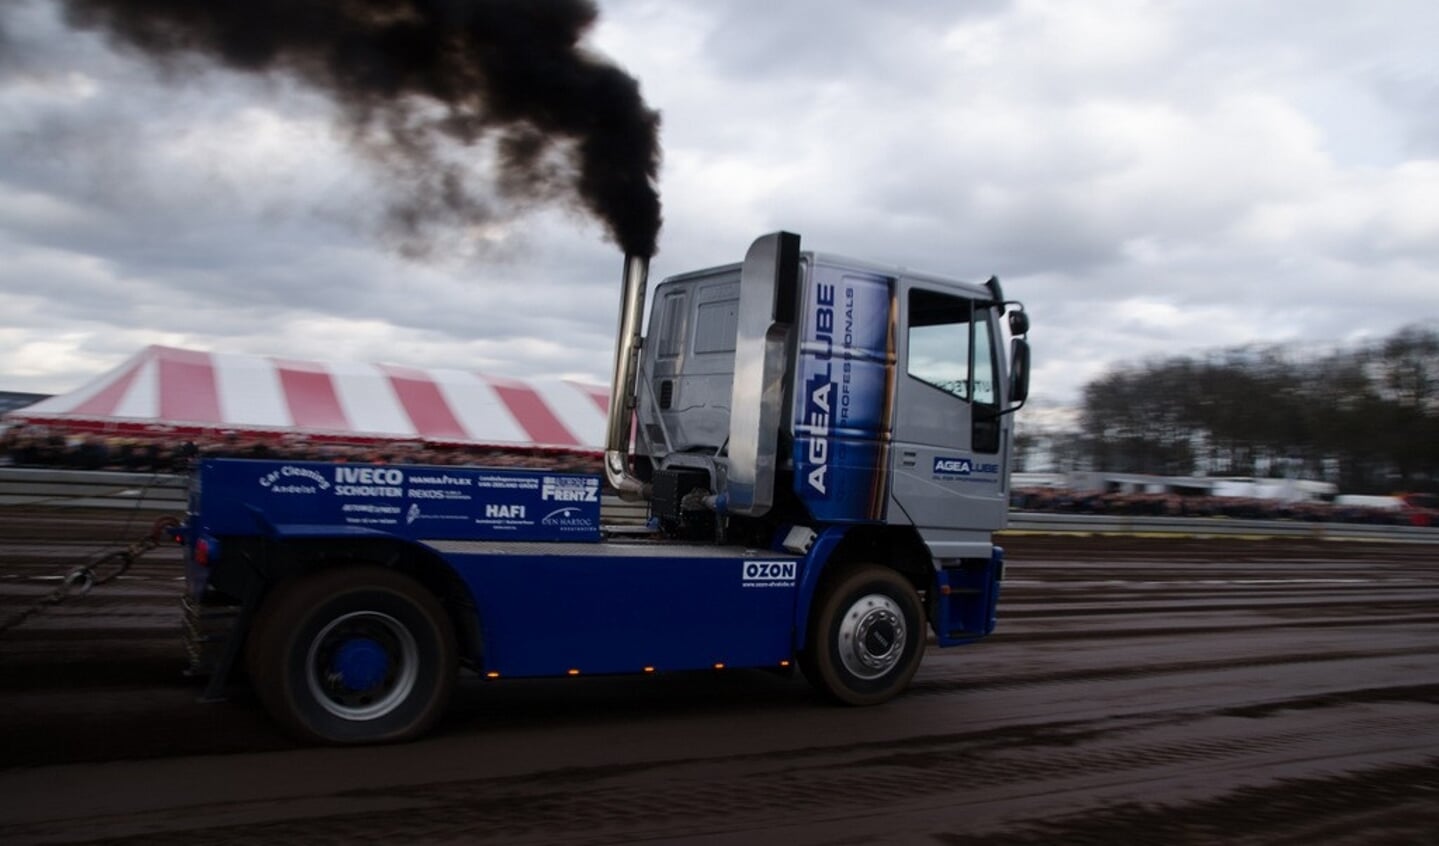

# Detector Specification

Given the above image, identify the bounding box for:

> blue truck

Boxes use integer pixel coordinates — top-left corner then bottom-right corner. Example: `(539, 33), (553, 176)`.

(180, 232), (1031, 743)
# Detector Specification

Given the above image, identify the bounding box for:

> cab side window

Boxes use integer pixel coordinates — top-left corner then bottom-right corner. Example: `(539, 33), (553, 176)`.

(906, 288), (1001, 452)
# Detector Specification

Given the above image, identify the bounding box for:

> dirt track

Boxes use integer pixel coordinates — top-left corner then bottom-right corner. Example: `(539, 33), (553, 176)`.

(1, 510), (1436, 844)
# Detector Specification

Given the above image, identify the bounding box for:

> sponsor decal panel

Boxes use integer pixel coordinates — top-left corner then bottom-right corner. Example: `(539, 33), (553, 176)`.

(742, 560), (798, 588)
(258, 465), (331, 495)
(405, 504), (467, 526)
(542, 506), (593, 531)
(334, 465), (404, 497)
(408, 471), (475, 502)
(227, 460), (600, 541)
(476, 503), (530, 532)
(542, 476), (601, 502)
(408, 473), (474, 486)
(932, 455), (1000, 482)
(793, 268), (892, 521)
(341, 501), (401, 527)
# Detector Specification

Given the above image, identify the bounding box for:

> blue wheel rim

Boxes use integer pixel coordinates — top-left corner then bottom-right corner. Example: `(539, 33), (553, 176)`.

(307, 611), (419, 721)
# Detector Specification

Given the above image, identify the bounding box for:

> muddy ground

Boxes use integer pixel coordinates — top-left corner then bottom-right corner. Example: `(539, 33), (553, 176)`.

(0, 509), (1435, 844)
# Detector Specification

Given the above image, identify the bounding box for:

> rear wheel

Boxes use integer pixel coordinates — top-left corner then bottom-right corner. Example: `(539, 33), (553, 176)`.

(805, 565), (925, 705)
(249, 566), (456, 744)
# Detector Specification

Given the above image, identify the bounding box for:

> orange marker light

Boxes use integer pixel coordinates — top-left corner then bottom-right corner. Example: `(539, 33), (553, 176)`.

(713, 663), (725, 670)
(485, 671), (500, 679)
(780, 660), (791, 668)
(567, 669), (580, 676)
(643, 666), (655, 673)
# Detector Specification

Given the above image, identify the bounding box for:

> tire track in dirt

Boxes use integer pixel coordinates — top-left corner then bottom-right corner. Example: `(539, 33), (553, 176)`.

(1, 520), (1437, 843)
(6, 695), (1433, 844)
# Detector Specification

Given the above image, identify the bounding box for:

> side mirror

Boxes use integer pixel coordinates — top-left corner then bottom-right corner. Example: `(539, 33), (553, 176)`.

(1009, 339), (1030, 405)
(1008, 309), (1029, 336)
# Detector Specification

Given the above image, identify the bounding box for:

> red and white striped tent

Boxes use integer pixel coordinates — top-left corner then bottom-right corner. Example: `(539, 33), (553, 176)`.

(6, 345), (610, 451)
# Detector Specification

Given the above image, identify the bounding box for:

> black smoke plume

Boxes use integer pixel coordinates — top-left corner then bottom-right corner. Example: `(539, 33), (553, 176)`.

(59, 0), (663, 256)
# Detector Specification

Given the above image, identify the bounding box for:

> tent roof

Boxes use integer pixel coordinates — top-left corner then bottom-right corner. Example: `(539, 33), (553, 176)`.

(5, 345), (610, 450)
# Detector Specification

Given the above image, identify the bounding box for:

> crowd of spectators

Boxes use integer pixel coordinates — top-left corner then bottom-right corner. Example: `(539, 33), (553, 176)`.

(1011, 487), (1413, 526)
(0, 425), (603, 476)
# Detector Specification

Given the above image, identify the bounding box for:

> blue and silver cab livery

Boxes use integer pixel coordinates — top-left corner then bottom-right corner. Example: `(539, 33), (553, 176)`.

(636, 232), (1029, 565)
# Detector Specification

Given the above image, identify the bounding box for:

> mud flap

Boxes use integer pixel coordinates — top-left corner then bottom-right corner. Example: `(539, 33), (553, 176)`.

(196, 578), (264, 703)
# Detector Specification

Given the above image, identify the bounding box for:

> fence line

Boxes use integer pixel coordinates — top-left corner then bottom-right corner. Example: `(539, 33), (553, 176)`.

(3, 468), (1436, 543)
(999, 511), (1439, 543)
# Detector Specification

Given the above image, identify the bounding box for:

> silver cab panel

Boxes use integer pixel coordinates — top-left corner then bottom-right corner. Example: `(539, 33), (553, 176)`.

(637, 266), (742, 459)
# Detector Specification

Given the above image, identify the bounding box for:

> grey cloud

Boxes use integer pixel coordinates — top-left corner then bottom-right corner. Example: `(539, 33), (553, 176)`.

(1372, 74), (1439, 158)
(3, 0), (1438, 408)
(698, 0), (1009, 83)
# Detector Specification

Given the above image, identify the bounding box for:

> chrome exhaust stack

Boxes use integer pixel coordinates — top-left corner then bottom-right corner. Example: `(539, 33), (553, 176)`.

(604, 254), (651, 501)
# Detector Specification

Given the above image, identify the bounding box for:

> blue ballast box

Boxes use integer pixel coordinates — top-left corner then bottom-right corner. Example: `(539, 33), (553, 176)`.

(193, 458), (602, 543)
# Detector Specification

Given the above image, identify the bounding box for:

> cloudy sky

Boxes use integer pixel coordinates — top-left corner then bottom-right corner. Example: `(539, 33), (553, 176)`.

(2, 0), (1436, 426)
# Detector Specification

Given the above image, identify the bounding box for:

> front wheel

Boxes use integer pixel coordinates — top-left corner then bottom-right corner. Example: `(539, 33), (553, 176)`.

(249, 566), (456, 744)
(804, 565), (925, 706)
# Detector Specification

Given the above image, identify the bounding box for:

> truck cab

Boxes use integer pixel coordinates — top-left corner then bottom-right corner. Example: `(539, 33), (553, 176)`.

(635, 233), (1029, 565)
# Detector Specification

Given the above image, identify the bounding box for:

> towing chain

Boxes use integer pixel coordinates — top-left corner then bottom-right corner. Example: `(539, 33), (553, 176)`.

(0, 515), (180, 634)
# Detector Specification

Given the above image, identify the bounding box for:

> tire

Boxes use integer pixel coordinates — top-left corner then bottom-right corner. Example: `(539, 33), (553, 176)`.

(805, 564), (925, 706)
(249, 566), (456, 744)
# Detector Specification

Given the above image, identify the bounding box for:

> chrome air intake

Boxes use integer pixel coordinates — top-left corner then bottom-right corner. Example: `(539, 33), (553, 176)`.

(604, 254), (651, 500)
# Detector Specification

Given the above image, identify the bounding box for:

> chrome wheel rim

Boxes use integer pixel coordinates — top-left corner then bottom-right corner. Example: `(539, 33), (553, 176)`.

(836, 593), (906, 680)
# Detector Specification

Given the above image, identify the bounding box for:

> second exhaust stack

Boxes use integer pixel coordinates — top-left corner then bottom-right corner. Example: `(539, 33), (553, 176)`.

(604, 254), (651, 500)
